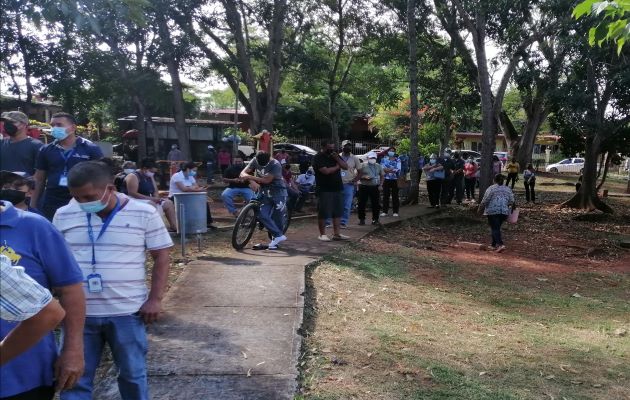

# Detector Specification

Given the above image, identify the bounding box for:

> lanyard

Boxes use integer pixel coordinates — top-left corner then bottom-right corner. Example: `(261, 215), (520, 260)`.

(86, 198), (121, 272)
(60, 147), (77, 175)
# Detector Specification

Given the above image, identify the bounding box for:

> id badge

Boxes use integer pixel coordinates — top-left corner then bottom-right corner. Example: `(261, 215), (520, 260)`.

(87, 273), (103, 293)
(340, 171), (347, 177)
(58, 175), (68, 187)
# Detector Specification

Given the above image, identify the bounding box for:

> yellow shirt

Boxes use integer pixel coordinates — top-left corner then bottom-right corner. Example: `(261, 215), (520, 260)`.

(506, 162), (519, 174)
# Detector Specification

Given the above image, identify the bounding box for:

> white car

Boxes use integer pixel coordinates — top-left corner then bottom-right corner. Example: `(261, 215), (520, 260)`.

(546, 158), (585, 174)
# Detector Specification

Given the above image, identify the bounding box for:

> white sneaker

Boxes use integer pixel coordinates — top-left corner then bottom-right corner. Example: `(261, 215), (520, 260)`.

(268, 235), (287, 249)
(380, 212), (387, 217)
(332, 234), (350, 241)
(393, 213), (399, 217)
(318, 235), (331, 242)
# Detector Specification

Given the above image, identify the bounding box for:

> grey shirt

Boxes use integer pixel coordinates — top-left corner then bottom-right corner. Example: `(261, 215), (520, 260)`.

(0, 137), (44, 175)
(246, 158), (287, 197)
(358, 163), (383, 186)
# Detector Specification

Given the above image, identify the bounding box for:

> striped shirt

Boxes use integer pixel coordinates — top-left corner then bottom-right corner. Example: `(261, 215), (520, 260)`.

(53, 194), (173, 317)
(0, 255), (52, 322)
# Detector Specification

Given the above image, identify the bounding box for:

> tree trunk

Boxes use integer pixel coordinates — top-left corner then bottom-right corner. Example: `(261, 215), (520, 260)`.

(329, 93), (339, 145)
(15, 13), (34, 113)
(474, 28), (497, 200)
(560, 136), (612, 213)
(406, 0), (420, 205)
(596, 152), (611, 191)
(157, 15), (191, 161)
(134, 98), (147, 161)
(165, 58), (191, 160)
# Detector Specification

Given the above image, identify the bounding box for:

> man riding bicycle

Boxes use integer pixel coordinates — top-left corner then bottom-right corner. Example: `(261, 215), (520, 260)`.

(240, 151), (288, 249)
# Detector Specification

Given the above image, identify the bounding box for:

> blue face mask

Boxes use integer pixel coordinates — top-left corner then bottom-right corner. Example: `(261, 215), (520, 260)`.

(79, 189), (111, 213)
(388, 151), (395, 157)
(51, 126), (69, 140)
(430, 159), (437, 165)
(189, 170), (197, 177)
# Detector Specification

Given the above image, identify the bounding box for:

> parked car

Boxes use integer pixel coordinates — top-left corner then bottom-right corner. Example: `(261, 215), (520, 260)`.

(458, 150), (482, 160)
(273, 143), (317, 157)
(545, 158), (585, 174)
(493, 151), (509, 165)
(237, 145), (256, 160)
(357, 146), (394, 162)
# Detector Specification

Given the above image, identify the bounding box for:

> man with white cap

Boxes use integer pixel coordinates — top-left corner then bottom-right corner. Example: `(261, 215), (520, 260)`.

(357, 152), (384, 225)
(0, 111), (43, 175)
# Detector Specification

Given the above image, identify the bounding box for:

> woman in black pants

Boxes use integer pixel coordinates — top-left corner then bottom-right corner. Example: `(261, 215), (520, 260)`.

(380, 149), (401, 217)
(423, 154), (444, 208)
(523, 163), (536, 203)
(357, 153), (384, 225)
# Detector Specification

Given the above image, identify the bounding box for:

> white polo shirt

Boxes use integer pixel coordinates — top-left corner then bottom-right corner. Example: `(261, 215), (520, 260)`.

(169, 171), (196, 195)
(53, 194), (173, 317)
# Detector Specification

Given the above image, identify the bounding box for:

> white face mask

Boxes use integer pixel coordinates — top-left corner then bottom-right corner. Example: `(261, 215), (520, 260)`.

(123, 169), (135, 174)
(368, 159), (377, 164)
(145, 171), (155, 178)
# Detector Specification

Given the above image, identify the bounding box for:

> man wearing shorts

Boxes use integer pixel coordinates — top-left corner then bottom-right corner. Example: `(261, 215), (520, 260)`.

(311, 140), (350, 241)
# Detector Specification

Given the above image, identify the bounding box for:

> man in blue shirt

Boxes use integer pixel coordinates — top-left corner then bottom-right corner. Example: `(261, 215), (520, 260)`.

(0, 201), (86, 400)
(31, 112), (103, 220)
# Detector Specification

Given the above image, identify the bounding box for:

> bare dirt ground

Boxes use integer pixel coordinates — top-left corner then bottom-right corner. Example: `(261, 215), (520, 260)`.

(298, 186), (630, 400)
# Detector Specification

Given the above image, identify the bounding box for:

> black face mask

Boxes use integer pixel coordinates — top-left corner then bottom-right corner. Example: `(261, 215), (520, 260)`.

(0, 189), (26, 205)
(342, 147), (351, 154)
(326, 148), (335, 155)
(3, 121), (18, 136)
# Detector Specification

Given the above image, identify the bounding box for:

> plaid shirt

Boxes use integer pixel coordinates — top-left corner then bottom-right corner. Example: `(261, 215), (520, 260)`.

(0, 255), (52, 322)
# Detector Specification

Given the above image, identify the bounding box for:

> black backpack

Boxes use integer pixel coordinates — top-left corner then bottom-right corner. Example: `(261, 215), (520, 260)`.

(114, 172), (129, 194)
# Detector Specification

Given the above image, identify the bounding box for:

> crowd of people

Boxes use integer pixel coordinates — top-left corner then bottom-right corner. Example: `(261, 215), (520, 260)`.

(0, 109), (526, 398)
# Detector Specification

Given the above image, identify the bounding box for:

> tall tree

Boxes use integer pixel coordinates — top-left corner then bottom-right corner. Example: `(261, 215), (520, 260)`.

(406, 0), (421, 204)
(433, 0), (563, 197)
(176, 0), (308, 135)
(499, 37), (567, 168)
(550, 38), (630, 212)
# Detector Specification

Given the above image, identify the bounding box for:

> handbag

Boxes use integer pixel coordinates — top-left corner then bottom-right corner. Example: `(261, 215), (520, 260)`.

(507, 208), (519, 224)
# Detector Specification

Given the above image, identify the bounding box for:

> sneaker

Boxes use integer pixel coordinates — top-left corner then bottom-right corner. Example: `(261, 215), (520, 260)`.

(495, 245), (506, 253)
(358, 220), (365, 225)
(371, 220), (380, 225)
(268, 235), (287, 249)
(393, 213), (399, 217)
(380, 212), (387, 217)
(332, 234), (350, 241)
(318, 235), (331, 242)
(325, 224), (332, 228)
(340, 223), (348, 229)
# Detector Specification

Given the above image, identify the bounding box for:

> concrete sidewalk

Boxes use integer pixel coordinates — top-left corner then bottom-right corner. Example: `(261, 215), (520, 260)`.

(94, 205), (436, 399)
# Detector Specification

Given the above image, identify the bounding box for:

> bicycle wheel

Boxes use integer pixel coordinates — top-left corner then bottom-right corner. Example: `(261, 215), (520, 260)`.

(232, 203), (258, 250)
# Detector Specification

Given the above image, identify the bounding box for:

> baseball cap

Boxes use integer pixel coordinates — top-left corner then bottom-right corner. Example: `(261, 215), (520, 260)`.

(207, 145), (214, 149)
(341, 140), (351, 147)
(367, 152), (377, 159)
(1, 111), (28, 125)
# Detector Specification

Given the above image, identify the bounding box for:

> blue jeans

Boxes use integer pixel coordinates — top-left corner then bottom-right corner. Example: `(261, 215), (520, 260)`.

(221, 187), (255, 214)
(326, 183), (354, 225)
(258, 194), (287, 238)
(60, 314), (148, 400)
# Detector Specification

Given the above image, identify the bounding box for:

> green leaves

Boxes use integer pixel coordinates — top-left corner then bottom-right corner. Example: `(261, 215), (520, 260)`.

(574, 0), (630, 54)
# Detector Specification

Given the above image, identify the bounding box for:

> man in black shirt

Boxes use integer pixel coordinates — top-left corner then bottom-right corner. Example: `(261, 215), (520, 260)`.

(448, 152), (465, 204)
(221, 158), (254, 217)
(311, 139), (350, 241)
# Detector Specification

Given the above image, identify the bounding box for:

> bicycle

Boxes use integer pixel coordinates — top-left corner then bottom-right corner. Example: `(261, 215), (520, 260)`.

(231, 193), (292, 250)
